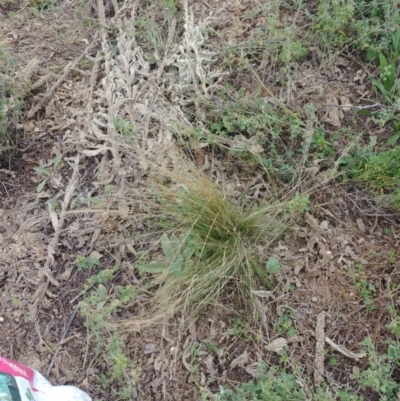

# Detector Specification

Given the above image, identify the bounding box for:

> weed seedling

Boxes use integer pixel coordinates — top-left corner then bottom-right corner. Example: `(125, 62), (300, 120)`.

(75, 255), (100, 271)
(274, 311), (296, 337)
(231, 318), (250, 340)
(348, 263), (376, 312)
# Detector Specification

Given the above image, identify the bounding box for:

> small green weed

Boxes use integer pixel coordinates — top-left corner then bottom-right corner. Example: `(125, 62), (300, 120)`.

(371, 52), (399, 105)
(34, 154), (63, 192)
(75, 255), (101, 271)
(329, 357), (338, 367)
(314, 0), (400, 60)
(223, 0), (306, 72)
(273, 311), (296, 336)
(314, 0), (356, 48)
(189, 343), (200, 375)
(230, 318), (250, 340)
(348, 263), (376, 312)
(265, 257), (280, 274)
(388, 249), (396, 264)
(310, 128), (335, 157)
(80, 273), (141, 400)
(11, 293), (23, 308)
(218, 363), (305, 401)
(205, 342), (220, 356)
(342, 146), (400, 210)
(285, 193), (310, 215)
(139, 232), (198, 276)
(113, 116), (135, 139)
(386, 305), (400, 338)
(358, 337), (400, 400)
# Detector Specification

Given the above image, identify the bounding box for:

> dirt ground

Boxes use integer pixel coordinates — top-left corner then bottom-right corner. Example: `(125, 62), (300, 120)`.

(1, 1), (399, 400)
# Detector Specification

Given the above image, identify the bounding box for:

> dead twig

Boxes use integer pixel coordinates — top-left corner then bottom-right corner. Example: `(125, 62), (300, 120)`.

(46, 306), (80, 377)
(325, 102), (400, 112)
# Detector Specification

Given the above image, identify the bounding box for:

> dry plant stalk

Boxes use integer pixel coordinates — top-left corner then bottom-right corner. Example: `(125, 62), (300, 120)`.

(31, 73), (57, 91)
(325, 337), (366, 361)
(20, 58), (39, 82)
(314, 311), (325, 387)
(96, 0), (106, 26)
(30, 156), (81, 317)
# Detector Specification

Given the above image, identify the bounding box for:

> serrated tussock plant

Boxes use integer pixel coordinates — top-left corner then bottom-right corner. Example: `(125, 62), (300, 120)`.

(143, 157), (293, 324)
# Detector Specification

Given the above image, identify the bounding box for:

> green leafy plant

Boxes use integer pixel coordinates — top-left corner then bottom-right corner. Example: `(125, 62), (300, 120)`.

(314, 0), (356, 47)
(189, 343), (201, 375)
(343, 146), (400, 210)
(371, 53), (399, 104)
(113, 116), (135, 139)
(386, 305), (400, 338)
(139, 233), (198, 276)
(358, 337), (400, 400)
(314, 0), (400, 60)
(33, 154), (63, 192)
(285, 193), (310, 215)
(311, 128), (335, 157)
(205, 342), (221, 356)
(266, 257), (280, 274)
(80, 279), (141, 400)
(348, 263), (376, 312)
(231, 318), (250, 340)
(273, 311), (296, 336)
(75, 255), (101, 271)
(218, 364), (305, 401)
(329, 357), (338, 367)
(387, 120), (400, 146)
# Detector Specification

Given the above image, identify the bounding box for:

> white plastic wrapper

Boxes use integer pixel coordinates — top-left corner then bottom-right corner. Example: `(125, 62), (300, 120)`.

(0, 356), (92, 401)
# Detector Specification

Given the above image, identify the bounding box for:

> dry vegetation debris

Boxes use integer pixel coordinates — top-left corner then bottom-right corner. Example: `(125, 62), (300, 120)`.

(0, 0), (400, 400)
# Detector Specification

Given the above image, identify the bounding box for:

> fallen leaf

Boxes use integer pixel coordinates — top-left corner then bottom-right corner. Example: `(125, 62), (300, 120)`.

(230, 350), (249, 369)
(90, 250), (103, 260)
(251, 290), (275, 299)
(356, 218), (366, 233)
(325, 96), (344, 127)
(49, 208), (59, 231)
(266, 337), (288, 353)
(294, 260), (304, 275)
(340, 96), (352, 112)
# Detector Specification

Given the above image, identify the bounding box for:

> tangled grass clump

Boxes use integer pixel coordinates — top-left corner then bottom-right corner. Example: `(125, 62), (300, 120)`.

(143, 161), (293, 323)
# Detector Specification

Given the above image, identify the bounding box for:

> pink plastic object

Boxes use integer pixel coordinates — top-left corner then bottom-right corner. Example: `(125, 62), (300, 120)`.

(0, 356), (91, 401)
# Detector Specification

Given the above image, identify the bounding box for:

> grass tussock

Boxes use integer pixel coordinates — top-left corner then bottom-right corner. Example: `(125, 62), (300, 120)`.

(144, 159), (293, 323)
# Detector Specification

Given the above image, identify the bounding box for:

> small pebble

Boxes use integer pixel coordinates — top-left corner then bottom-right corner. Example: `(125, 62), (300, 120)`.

(311, 297), (318, 303)
(0, 316), (4, 322)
